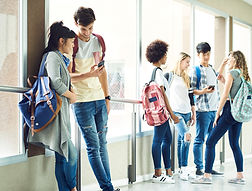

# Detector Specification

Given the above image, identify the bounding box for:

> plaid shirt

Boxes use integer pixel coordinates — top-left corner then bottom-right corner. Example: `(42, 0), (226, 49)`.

(190, 65), (220, 112)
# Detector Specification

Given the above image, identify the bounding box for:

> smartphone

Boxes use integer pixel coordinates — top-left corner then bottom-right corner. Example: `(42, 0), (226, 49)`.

(208, 85), (215, 90)
(98, 60), (105, 67)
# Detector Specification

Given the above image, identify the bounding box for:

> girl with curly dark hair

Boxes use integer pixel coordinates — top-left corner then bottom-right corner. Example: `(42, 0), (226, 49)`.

(146, 40), (179, 184)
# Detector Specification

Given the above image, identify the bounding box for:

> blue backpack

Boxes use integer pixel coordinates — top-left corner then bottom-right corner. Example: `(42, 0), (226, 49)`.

(229, 70), (252, 122)
(18, 53), (62, 136)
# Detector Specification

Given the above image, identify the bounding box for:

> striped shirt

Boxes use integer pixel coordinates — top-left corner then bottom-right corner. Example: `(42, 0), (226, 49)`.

(190, 65), (220, 112)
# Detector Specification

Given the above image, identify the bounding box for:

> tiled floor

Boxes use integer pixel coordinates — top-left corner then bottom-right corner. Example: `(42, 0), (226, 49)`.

(119, 158), (252, 191)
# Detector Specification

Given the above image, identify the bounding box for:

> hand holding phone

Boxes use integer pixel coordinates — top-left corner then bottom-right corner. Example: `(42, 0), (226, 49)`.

(208, 85), (215, 90)
(98, 60), (105, 67)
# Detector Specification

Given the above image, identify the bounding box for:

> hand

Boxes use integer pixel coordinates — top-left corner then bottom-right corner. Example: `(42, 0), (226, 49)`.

(89, 65), (105, 77)
(105, 99), (110, 115)
(221, 57), (228, 66)
(69, 92), (76, 104)
(203, 86), (215, 94)
(213, 113), (220, 128)
(190, 113), (196, 126)
(171, 114), (179, 124)
(217, 74), (225, 83)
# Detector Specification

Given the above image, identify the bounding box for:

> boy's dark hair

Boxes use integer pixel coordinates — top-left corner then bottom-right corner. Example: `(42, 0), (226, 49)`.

(196, 42), (211, 54)
(74, 7), (96, 26)
(146, 40), (169, 63)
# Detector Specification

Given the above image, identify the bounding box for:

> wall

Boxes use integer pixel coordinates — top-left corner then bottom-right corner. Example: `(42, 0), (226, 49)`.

(197, 0), (252, 25)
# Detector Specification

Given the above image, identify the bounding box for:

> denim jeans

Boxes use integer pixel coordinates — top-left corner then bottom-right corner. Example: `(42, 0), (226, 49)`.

(205, 101), (243, 173)
(152, 120), (172, 169)
(55, 141), (77, 191)
(193, 111), (216, 170)
(173, 112), (191, 168)
(73, 100), (114, 191)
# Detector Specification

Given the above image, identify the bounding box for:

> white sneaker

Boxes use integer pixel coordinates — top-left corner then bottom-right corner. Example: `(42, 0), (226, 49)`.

(152, 174), (175, 184)
(180, 170), (189, 181)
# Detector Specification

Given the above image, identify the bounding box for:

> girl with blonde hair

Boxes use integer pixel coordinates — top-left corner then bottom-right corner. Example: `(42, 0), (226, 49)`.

(164, 52), (196, 180)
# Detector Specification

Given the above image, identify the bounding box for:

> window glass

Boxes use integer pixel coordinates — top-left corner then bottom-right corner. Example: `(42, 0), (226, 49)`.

(194, 7), (215, 66)
(0, 0), (22, 158)
(233, 21), (251, 77)
(141, 0), (191, 131)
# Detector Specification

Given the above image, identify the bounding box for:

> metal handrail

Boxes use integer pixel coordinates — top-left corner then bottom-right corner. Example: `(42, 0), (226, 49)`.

(0, 85), (29, 93)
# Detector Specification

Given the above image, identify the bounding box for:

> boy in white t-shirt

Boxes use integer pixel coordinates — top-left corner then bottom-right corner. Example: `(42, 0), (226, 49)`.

(69, 7), (119, 191)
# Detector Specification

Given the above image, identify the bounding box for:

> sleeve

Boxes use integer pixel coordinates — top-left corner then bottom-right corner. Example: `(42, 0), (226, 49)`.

(155, 69), (165, 87)
(93, 36), (102, 53)
(229, 69), (240, 80)
(190, 67), (198, 90)
(45, 52), (69, 96)
(188, 88), (195, 106)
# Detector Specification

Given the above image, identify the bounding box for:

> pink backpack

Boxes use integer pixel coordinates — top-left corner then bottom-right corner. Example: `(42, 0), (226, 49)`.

(141, 67), (170, 126)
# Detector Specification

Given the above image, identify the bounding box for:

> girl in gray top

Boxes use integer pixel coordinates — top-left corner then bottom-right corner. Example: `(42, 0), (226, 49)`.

(192, 50), (251, 185)
(29, 21), (78, 191)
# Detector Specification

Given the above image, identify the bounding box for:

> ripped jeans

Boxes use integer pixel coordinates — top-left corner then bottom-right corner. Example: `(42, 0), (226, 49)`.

(73, 100), (114, 191)
(173, 112), (191, 168)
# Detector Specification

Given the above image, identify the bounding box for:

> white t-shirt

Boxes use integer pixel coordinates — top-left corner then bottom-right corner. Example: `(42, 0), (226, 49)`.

(72, 34), (104, 102)
(205, 66), (218, 111)
(169, 74), (191, 113)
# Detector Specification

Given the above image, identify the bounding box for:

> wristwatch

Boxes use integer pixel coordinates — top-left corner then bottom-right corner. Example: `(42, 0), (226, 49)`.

(105, 95), (111, 100)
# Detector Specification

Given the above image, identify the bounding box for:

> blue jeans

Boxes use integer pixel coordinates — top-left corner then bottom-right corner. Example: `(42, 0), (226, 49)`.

(73, 100), (114, 191)
(193, 111), (216, 170)
(205, 101), (243, 173)
(152, 120), (172, 169)
(55, 141), (77, 191)
(173, 112), (191, 168)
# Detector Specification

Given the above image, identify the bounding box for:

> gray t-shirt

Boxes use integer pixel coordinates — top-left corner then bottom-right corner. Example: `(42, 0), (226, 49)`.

(229, 69), (242, 99)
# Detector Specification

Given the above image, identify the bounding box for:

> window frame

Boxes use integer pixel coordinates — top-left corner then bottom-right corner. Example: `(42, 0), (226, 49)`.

(0, 0), (28, 165)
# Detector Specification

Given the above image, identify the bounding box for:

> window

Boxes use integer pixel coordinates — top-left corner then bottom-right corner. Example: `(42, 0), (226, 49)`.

(0, 0), (24, 158)
(141, 0), (192, 131)
(49, 0), (137, 138)
(194, 7), (215, 66)
(233, 21), (251, 76)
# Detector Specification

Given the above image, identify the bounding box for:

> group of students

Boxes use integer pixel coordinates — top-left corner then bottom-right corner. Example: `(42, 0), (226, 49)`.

(146, 40), (251, 185)
(27, 5), (251, 191)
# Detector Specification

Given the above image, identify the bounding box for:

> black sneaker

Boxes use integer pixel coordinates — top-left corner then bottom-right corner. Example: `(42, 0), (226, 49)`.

(114, 189), (120, 191)
(196, 169), (204, 176)
(211, 169), (224, 176)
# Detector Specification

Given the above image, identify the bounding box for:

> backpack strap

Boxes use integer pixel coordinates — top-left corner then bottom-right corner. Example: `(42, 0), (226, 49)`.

(150, 67), (162, 82)
(164, 72), (174, 87)
(38, 53), (49, 77)
(93, 33), (106, 61)
(72, 33), (106, 73)
(194, 66), (201, 89)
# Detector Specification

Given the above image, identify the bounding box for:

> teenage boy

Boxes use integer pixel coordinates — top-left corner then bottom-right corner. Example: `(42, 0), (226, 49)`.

(191, 42), (224, 176)
(70, 7), (120, 191)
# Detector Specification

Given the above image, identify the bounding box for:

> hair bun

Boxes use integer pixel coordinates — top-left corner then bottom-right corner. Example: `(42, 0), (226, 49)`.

(49, 21), (64, 34)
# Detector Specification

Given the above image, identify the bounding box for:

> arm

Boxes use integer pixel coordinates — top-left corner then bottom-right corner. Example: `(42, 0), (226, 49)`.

(99, 68), (110, 114)
(160, 86), (179, 124)
(217, 58), (228, 84)
(193, 87), (214, 95)
(70, 65), (104, 83)
(46, 53), (76, 103)
(188, 89), (196, 126)
(190, 68), (214, 95)
(213, 73), (233, 126)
